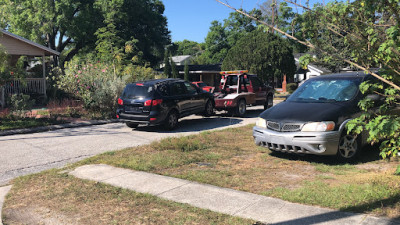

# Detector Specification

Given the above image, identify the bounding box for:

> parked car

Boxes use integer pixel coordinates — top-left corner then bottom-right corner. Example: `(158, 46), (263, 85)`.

(214, 70), (274, 116)
(253, 72), (384, 162)
(117, 78), (214, 130)
(192, 81), (214, 93)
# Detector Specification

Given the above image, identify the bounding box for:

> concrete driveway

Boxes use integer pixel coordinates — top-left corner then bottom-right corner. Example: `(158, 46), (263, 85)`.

(0, 106), (266, 186)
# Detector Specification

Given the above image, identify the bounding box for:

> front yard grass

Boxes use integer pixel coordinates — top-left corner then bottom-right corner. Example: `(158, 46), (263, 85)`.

(3, 170), (252, 224)
(3, 125), (400, 223)
(0, 117), (66, 131)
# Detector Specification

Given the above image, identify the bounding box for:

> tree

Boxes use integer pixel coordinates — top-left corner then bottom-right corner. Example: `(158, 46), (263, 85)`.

(197, 21), (229, 64)
(0, 0), (170, 67)
(171, 58), (178, 79)
(197, 10), (262, 65)
(222, 29), (296, 82)
(172, 40), (203, 56)
(184, 61), (189, 81)
(163, 49), (171, 78)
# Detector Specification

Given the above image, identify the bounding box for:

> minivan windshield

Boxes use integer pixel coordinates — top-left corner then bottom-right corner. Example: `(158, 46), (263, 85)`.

(287, 78), (362, 103)
(122, 84), (153, 99)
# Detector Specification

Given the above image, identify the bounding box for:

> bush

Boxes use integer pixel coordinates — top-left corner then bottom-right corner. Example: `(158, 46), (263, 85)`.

(8, 94), (35, 117)
(287, 83), (298, 94)
(59, 60), (126, 118)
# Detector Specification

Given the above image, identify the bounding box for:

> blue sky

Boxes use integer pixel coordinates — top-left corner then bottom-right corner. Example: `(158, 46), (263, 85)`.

(163, 0), (321, 43)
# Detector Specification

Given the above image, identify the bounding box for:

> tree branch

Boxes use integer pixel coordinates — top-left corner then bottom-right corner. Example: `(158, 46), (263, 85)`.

(214, 0), (400, 90)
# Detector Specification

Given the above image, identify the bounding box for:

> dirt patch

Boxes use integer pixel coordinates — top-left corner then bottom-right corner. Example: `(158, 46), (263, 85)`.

(3, 206), (79, 225)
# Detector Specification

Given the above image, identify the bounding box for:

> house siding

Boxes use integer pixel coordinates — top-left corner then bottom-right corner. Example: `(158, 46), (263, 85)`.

(0, 35), (45, 56)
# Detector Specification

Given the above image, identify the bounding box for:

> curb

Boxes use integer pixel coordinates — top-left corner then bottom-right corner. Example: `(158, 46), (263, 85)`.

(0, 119), (120, 137)
(0, 185), (12, 225)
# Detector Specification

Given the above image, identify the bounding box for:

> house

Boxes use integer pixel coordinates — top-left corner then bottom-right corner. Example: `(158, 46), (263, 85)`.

(0, 29), (60, 107)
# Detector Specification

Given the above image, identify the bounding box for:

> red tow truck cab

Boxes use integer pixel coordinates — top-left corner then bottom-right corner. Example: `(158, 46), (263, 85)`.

(214, 70), (274, 117)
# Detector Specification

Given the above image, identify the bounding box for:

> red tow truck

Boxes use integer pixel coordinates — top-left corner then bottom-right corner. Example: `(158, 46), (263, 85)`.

(213, 70), (274, 116)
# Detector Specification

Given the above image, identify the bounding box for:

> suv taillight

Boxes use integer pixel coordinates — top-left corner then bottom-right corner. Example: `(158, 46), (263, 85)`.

(118, 98), (123, 105)
(144, 99), (163, 106)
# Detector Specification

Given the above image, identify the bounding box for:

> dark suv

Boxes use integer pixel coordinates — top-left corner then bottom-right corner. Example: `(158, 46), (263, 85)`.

(117, 78), (214, 130)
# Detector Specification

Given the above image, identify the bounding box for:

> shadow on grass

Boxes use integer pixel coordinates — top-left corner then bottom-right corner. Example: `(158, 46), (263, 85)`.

(268, 145), (382, 166)
(340, 193), (400, 221)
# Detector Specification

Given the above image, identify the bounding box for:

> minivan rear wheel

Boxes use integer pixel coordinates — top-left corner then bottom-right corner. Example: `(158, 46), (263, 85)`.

(337, 131), (361, 162)
(164, 110), (178, 130)
(126, 122), (138, 129)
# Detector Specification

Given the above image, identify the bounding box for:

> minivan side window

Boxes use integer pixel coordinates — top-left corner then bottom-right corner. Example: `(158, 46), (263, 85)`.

(170, 82), (186, 96)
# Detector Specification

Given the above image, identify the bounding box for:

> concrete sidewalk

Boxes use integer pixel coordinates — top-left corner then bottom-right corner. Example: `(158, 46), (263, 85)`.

(70, 164), (400, 225)
(0, 185), (12, 225)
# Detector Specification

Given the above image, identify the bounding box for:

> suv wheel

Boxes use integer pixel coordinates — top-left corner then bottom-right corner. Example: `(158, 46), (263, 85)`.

(126, 122), (138, 129)
(164, 110), (178, 130)
(235, 99), (246, 117)
(203, 100), (214, 117)
(337, 131), (361, 162)
(264, 95), (273, 110)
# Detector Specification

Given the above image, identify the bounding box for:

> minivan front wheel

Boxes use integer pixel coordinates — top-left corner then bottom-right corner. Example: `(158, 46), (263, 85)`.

(337, 132), (360, 162)
(164, 110), (178, 130)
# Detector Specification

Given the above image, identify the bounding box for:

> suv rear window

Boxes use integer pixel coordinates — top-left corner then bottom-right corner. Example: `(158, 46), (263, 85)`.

(122, 84), (154, 99)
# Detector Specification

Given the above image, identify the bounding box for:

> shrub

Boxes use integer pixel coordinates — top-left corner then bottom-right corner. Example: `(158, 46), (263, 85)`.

(287, 83), (298, 94)
(8, 94), (35, 117)
(59, 60), (126, 118)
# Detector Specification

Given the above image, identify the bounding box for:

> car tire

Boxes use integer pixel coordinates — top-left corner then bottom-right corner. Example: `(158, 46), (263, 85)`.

(336, 131), (361, 162)
(126, 122), (138, 129)
(235, 99), (246, 117)
(203, 100), (214, 117)
(164, 110), (178, 130)
(264, 95), (273, 110)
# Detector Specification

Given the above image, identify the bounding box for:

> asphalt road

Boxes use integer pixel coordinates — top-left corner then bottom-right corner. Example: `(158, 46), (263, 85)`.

(0, 105), (267, 186)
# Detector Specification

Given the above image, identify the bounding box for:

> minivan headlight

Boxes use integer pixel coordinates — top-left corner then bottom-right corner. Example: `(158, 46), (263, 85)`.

(256, 118), (267, 128)
(301, 121), (335, 132)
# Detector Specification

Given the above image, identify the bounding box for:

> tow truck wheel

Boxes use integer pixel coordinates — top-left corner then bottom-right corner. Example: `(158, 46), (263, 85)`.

(264, 95), (273, 110)
(235, 99), (246, 117)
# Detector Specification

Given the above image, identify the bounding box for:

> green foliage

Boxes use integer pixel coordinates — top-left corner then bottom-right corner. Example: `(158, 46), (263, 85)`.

(8, 94), (35, 116)
(172, 40), (203, 56)
(299, 54), (315, 70)
(0, 46), (26, 85)
(286, 83), (298, 94)
(0, 0), (169, 67)
(222, 29), (296, 82)
(171, 58), (179, 79)
(184, 61), (189, 81)
(163, 49), (171, 78)
(59, 59), (126, 117)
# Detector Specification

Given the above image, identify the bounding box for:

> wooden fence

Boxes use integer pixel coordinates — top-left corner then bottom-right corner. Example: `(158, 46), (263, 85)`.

(3, 78), (46, 95)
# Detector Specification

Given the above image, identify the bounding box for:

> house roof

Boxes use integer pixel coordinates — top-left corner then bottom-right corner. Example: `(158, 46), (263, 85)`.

(171, 55), (192, 63)
(0, 29), (60, 56)
(157, 64), (222, 74)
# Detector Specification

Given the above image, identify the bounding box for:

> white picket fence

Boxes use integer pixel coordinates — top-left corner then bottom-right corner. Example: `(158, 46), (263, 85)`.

(0, 78), (46, 108)
(4, 78), (46, 95)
